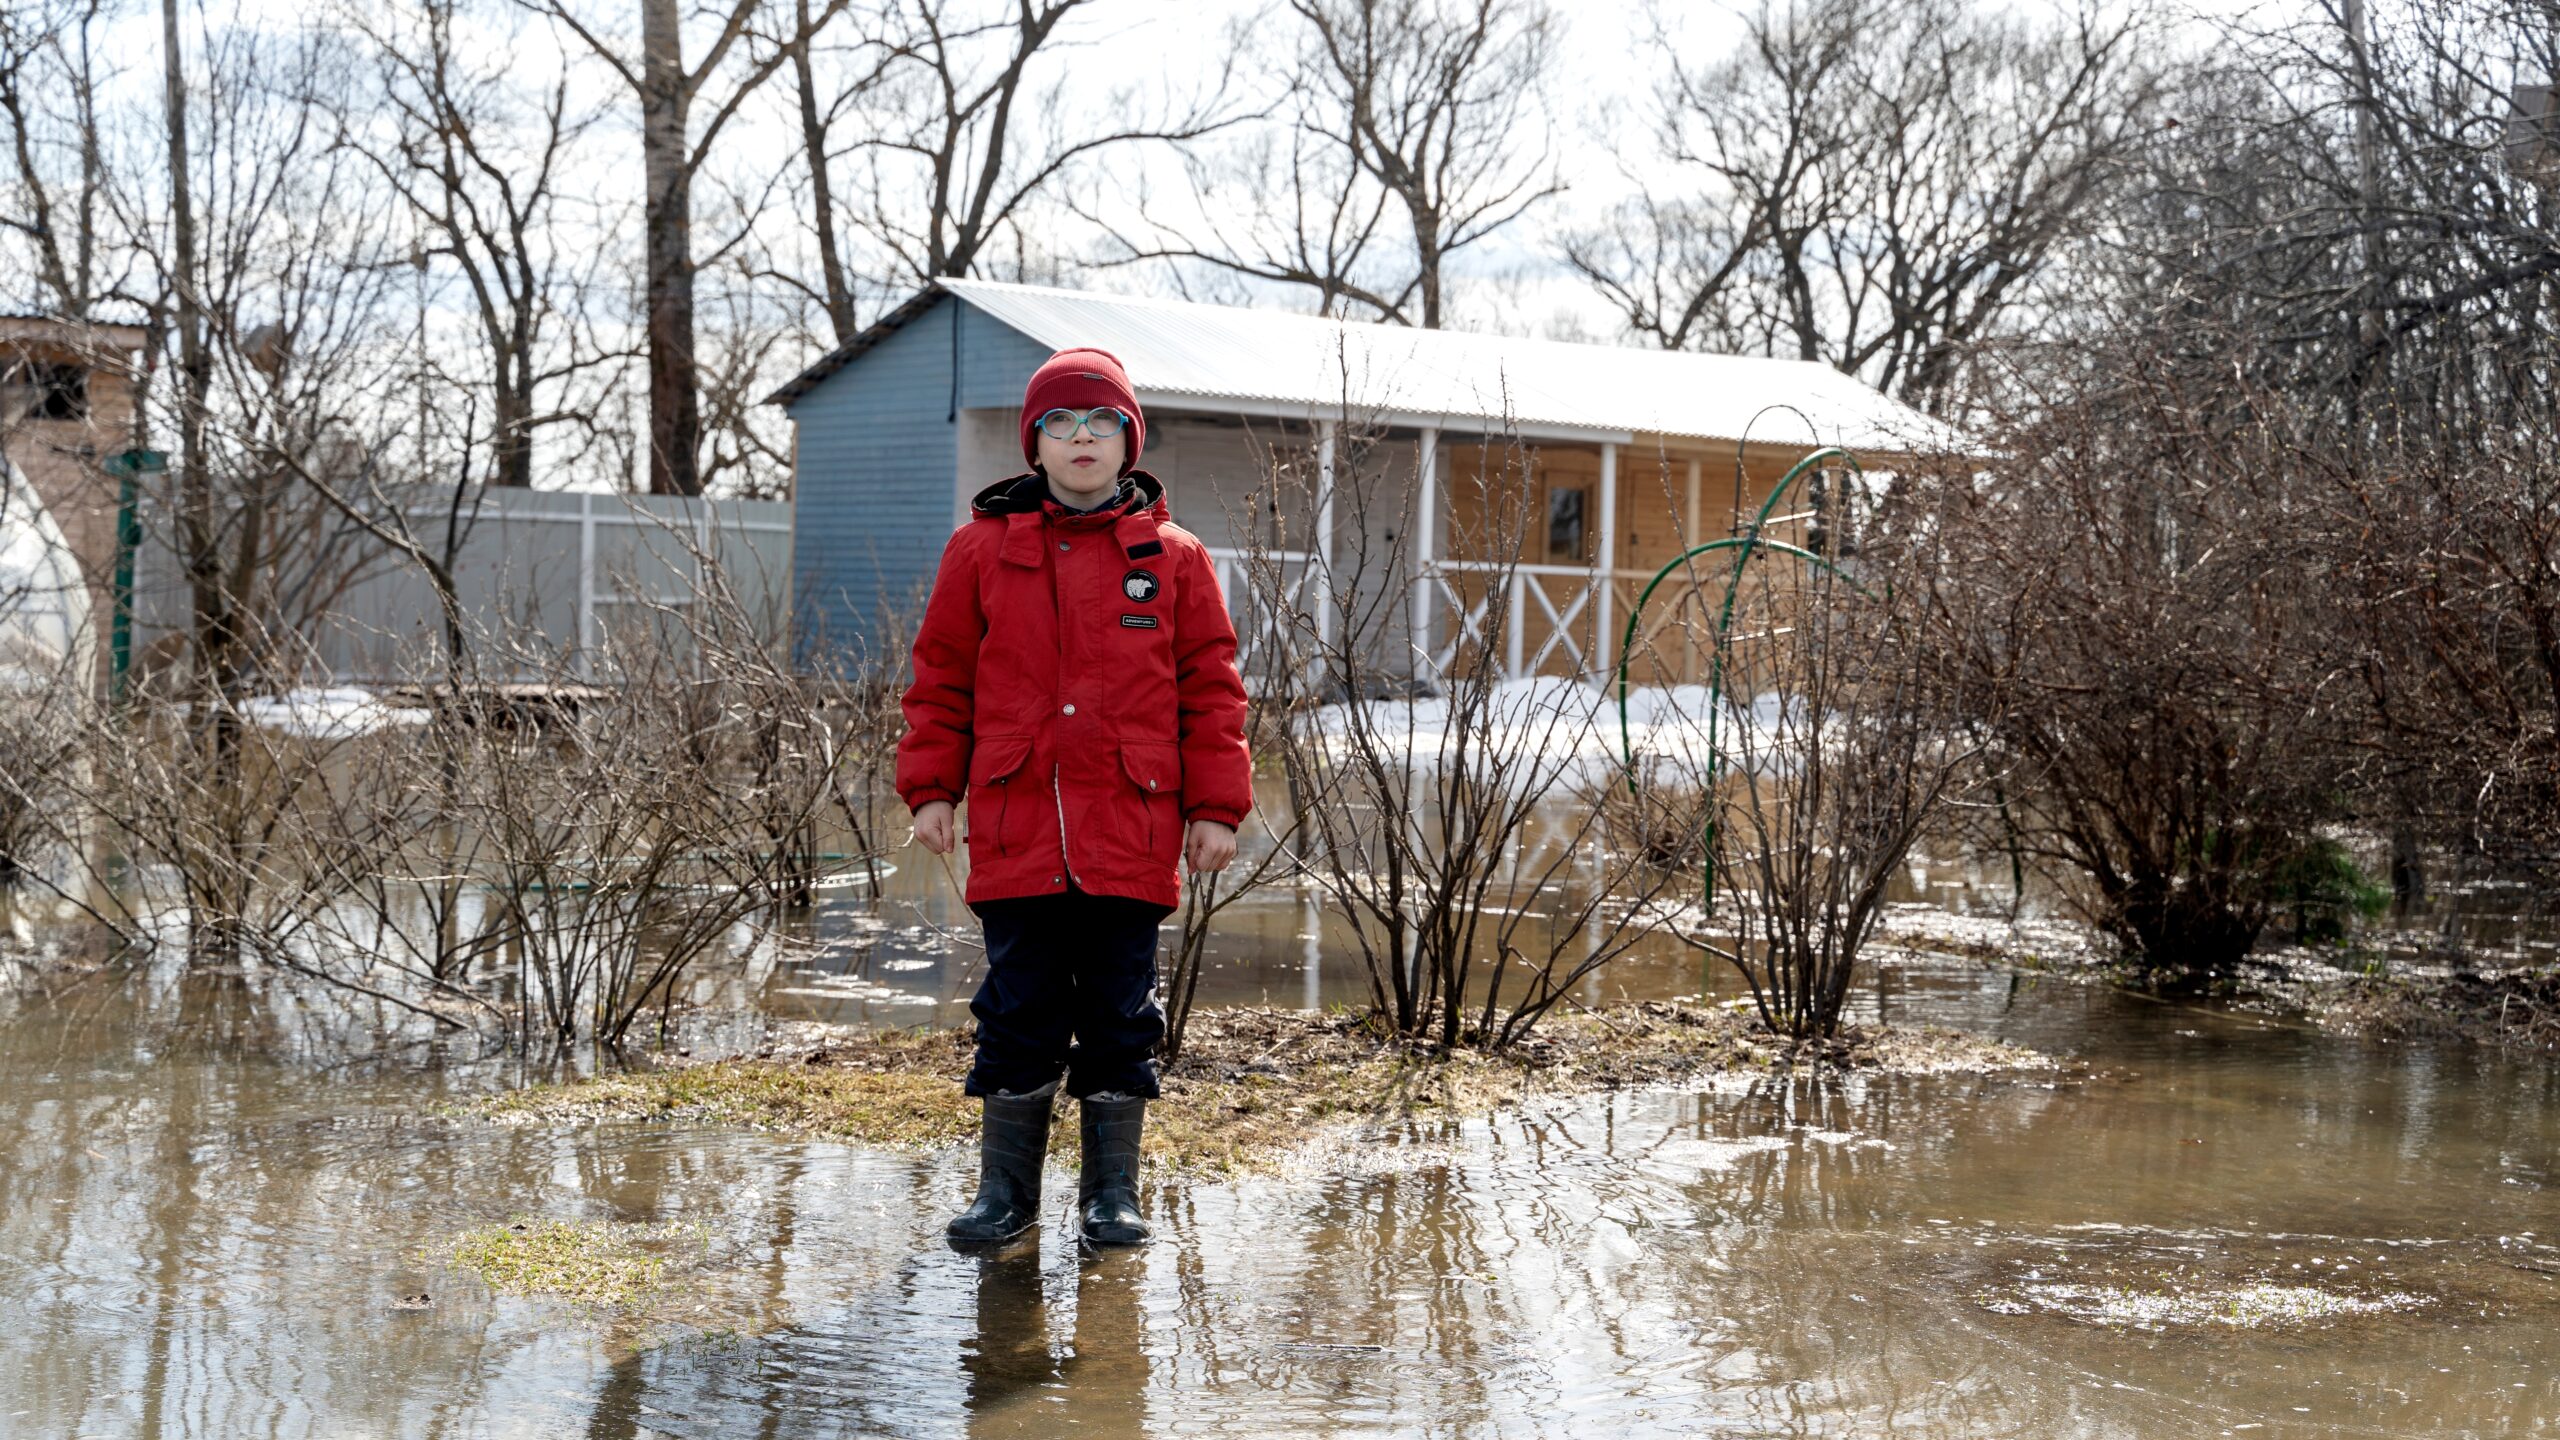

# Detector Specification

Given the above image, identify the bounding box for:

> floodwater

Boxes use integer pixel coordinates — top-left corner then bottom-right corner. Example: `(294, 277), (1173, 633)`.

(2, 860), (2556, 1437)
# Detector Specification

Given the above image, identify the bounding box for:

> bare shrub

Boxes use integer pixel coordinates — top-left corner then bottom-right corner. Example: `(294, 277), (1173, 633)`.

(1241, 411), (1684, 1051)
(1919, 352), (2345, 994)
(24, 487), (875, 1051)
(1607, 451), (1989, 1039)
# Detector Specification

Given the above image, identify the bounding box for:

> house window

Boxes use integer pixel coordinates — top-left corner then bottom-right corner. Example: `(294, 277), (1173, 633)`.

(1546, 484), (1587, 561)
(2, 359), (87, 421)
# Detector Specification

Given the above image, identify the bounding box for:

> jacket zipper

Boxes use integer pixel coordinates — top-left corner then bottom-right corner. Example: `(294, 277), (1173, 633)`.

(1049, 510), (1077, 889)
(1053, 761), (1075, 887)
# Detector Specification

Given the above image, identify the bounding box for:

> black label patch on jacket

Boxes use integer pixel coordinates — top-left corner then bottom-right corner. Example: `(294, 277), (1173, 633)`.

(1120, 614), (1159, 629)
(1125, 539), (1163, 559)
(1122, 568), (1160, 602)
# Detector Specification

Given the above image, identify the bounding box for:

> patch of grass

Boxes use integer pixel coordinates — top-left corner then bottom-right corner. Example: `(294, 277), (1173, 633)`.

(473, 1001), (2056, 1177)
(476, 1024), (984, 1148)
(446, 1218), (697, 1307)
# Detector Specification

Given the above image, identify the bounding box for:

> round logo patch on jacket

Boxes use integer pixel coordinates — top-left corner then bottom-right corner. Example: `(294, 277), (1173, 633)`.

(1122, 568), (1159, 602)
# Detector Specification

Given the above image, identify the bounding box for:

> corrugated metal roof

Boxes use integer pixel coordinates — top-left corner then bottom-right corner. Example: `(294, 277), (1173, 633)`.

(772, 279), (1967, 455)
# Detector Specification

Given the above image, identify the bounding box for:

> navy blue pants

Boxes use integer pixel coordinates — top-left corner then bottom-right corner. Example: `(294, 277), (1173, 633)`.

(963, 883), (1171, 1099)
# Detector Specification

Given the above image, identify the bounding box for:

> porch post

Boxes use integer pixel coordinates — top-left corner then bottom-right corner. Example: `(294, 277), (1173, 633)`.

(1411, 425), (1438, 681)
(1316, 419), (1338, 651)
(1685, 456), (1705, 682)
(1594, 441), (1618, 679)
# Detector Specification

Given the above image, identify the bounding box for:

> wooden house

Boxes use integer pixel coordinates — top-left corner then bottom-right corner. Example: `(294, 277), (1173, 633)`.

(769, 281), (1963, 685)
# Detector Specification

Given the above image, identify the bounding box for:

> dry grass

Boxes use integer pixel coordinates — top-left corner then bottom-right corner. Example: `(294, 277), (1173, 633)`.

(444, 1218), (704, 1307)
(476, 1001), (2054, 1178)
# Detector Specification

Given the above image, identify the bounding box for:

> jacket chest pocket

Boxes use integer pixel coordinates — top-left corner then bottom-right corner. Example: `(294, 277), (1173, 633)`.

(1103, 580), (1179, 695)
(965, 735), (1035, 858)
(1116, 740), (1181, 860)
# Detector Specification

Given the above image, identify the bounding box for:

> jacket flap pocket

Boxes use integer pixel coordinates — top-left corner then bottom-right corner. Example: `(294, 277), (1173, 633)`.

(1118, 740), (1179, 794)
(969, 734), (1034, 785)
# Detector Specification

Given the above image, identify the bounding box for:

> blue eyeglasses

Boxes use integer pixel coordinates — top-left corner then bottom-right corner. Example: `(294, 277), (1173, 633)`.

(1037, 407), (1127, 440)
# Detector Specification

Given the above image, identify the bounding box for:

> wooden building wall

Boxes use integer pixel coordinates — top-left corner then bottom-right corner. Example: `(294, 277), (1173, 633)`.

(1432, 435), (1877, 685)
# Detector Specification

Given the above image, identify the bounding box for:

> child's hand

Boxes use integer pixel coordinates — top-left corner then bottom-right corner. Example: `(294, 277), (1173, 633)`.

(1183, 819), (1238, 874)
(913, 800), (956, 855)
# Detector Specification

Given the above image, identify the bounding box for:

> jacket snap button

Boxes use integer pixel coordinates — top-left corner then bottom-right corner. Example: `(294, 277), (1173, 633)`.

(1148, 779), (1157, 789)
(1062, 703), (1076, 715)
(1058, 542), (1070, 551)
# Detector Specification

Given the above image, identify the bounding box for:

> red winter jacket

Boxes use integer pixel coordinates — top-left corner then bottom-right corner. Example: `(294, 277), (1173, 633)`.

(896, 469), (1253, 910)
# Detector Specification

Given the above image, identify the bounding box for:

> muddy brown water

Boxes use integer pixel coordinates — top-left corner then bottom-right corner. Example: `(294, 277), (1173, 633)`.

(2, 855), (2556, 1437)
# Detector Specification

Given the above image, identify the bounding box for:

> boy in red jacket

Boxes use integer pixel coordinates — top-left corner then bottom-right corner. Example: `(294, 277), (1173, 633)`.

(898, 346), (1252, 1248)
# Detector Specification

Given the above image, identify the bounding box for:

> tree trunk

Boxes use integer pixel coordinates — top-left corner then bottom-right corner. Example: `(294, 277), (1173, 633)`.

(640, 0), (701, 496)
(160, 0), (216, 694)
(1416, 225), (1442, 329)
(792, 0), (855, 344)
(493, 334), (534, 488)
(163, 0), (252, 968)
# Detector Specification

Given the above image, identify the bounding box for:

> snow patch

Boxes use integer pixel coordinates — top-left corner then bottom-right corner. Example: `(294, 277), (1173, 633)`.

(1301, 678), (1808, 789)
(231, 687), (431, 739)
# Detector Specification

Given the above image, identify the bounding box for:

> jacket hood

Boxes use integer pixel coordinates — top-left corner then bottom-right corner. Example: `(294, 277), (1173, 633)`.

(971, 467), (1165, 520)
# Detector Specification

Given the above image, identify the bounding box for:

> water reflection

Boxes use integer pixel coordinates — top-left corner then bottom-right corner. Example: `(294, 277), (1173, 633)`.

(569, 1236), (1156, 1439)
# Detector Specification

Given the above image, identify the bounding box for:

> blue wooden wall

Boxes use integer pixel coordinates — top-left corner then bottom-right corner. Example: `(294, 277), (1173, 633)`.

(786, 294), (1050, 666)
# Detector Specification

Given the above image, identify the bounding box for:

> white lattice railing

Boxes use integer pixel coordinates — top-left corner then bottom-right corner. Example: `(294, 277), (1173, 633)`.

(1206, 548), (1688, 686)
(1203, 546), (1317, 686)
(1425, 560), (1618, 681)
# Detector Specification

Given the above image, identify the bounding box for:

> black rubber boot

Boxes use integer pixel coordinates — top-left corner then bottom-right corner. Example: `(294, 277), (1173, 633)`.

(1076, 1094), (1152, 1247)
(946, 1079), (1058, 1246)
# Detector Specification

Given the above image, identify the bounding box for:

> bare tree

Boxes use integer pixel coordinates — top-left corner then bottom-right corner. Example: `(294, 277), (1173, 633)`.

(2137, 1), (2560, 429)
(1569, 0), (2163, 413)
(111, 12), (424, 962)
(524, 0), (850, 496)
(337, 0), (628, 489)
(1, 0), (124, 318)
(2314, 427), (2560, 889)
(836, 0), (1247, 288)
(780, 0), (894, 342)
(1916, 337), (2351, 993)
(2083, 0), (2560, 898)
(692, 242), (807, 496)
(1098, 0), (1560, 327)
(156, 0), (214, 721)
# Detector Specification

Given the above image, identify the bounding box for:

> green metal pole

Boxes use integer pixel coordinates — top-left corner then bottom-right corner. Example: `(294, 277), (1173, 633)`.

(103, 448), (164, 710)
(111, 467), (138, 706)
(1611, 446), (1870, 919)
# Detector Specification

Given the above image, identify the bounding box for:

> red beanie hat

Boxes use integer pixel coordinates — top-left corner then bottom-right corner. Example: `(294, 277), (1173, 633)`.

(1020, 346), (1145, 476)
